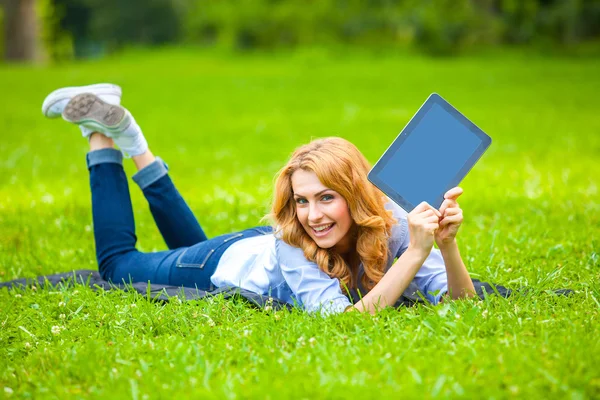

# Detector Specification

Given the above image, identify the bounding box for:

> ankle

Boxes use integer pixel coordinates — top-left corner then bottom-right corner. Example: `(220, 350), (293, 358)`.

(132, 149), (156, 171)
(89, 132), (115, 151)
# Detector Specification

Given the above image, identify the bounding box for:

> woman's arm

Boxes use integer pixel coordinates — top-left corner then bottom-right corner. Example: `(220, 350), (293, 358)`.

(438, 239), (475, 299)
(435, 187), (475, 299)
(349, 201), (441, 314)
(350, 247), (430, 314)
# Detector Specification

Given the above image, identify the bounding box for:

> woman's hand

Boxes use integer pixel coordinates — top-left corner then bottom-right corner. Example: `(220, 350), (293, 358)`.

(435, 187), (464, 248)
(407, 201), (441, 257)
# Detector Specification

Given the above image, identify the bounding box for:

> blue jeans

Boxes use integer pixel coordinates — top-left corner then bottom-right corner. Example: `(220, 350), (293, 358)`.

(87, 148), (272, 290)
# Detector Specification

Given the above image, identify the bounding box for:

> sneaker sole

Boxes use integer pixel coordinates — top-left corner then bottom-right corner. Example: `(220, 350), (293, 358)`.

(42, 83), (122, 118)
(62, 93), (130, 133)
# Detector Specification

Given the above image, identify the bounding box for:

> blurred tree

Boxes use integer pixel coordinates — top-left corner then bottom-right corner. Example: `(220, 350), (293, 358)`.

(84, 0), (185, 48)
(2, 0), (41, 61)
(406, 0), (501, 55)
(53, 0), (95, 57)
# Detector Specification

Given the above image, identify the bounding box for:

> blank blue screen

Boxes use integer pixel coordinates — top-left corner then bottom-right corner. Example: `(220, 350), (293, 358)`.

(378, 103), (481, 208)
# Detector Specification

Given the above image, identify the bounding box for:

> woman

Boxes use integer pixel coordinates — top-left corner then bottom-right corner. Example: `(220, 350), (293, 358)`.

(42, 83), (476, 315)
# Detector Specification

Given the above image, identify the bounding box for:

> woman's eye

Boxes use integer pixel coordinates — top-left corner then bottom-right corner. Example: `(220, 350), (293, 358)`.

(321, 194), (334, 201)
(295, 198), (307, 204)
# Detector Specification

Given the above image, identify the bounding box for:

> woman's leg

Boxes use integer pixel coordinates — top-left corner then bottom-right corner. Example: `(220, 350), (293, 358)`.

(86, 134), (155, 280)
(46, 87), (212, 285)
(64, 90), (207, 250)
(130, 153), (208, 249)
(86, 135), (214, 287)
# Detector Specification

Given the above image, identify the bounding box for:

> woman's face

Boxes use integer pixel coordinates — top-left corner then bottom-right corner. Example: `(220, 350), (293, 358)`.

(291, 169), (354, 254)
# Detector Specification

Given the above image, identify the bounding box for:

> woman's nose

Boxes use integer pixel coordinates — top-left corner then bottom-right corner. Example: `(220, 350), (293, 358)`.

(308, 203), (324, 222)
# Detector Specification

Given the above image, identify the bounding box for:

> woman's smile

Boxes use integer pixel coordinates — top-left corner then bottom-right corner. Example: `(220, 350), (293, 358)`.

(311, 222), (335, 236)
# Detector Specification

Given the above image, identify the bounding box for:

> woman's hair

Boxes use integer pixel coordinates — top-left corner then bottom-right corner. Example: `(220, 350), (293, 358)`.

(269, 137), (396, 292)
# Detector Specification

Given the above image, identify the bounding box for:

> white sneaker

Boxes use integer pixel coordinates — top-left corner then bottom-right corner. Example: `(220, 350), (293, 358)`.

(62, 93), (148, 157)
(42, 83), (122, 118)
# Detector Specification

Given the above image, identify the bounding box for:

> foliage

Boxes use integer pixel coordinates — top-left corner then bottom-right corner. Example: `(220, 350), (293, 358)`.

(180, 0), (600, 54)
(37, 0), (600, 58)
(183, 0), (501, 54)
(0, 49), (599, 398)
(0, 6), (3, 58)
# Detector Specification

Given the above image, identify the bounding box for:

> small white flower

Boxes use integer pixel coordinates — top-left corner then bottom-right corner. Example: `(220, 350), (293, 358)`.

(243, 330), (251, 337)
(72, 290), (80, 295)
(24, 342), (31, 349)
(112, 368), (118, 374)
(308, 337), (317, 346)
(51, 326), (61, 335)
(58, 301), (66, 308)
(264, 305), (273, 312)
(31, 286), (37, 291)
(482, 309), (489, 318)
(59, 314), (66, 319)
(14, 294), (22, 298)
(455, 313), (461, 319)
(4, 387), (13, 395)
(207, 319), (216, 327)
(130, 304), (137, 308)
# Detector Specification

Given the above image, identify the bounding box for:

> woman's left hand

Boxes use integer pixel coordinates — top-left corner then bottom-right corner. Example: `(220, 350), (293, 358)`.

(434, 187), (464, 248)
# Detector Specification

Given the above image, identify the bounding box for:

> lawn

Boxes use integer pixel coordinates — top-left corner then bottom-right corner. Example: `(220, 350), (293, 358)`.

(0, 48), (599, 399)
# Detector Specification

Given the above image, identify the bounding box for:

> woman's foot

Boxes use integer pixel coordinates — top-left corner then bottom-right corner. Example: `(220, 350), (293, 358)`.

(42, 83), (122, 139)
(63, 93), (148, 157)
(42, 83), (121, 118)
(62, 93), (130, 131)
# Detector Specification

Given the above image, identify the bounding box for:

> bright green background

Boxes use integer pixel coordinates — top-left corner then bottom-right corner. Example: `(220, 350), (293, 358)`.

(1, 49), (599, 399)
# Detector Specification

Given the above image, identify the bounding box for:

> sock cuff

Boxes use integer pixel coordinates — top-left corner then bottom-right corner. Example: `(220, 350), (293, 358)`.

(132, 156), (169, 190)
(86, 148), (123, 169)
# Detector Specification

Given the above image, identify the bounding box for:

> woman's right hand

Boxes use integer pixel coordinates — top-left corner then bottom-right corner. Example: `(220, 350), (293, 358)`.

(406, 201), (441, 257)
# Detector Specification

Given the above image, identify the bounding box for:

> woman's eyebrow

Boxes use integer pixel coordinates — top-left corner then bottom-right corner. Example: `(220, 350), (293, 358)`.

(294, 189), (331, 198)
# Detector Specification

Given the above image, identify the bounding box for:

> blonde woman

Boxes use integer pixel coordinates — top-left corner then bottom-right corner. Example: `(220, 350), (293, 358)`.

(42, 84), (475, 315)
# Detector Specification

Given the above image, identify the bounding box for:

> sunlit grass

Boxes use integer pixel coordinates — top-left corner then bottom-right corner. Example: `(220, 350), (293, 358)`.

(0, 48), (599, 398)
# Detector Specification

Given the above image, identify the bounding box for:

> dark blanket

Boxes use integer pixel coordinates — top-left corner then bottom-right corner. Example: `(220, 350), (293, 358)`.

(0, 270), (571, 311)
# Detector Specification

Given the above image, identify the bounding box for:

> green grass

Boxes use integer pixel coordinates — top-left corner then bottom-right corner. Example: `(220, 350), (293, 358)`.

(1, 48), (599, 399)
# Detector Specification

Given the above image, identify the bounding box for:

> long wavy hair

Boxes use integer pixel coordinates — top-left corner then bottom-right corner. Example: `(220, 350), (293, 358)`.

(269, 137), (396, 291)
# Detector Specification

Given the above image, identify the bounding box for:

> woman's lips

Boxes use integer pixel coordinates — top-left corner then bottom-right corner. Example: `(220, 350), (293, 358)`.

(312, 223), (335, 237)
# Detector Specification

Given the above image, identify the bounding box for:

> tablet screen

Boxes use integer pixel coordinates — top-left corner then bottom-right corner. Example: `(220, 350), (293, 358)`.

(369, 94), (491, 212)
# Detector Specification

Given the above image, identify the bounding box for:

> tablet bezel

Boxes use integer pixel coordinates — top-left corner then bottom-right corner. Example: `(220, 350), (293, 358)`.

(368, 93), (492, 212)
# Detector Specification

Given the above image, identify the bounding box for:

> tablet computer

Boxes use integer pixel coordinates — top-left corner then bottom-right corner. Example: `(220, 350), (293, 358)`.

(368, 93), (491, 212)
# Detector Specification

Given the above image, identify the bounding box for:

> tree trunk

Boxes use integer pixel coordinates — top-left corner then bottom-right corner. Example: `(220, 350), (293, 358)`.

(3, 0), (40, 62)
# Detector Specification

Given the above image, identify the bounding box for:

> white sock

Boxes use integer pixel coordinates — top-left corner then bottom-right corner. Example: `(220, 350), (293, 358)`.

(111, 112), (148, 157)
(80, 125), (94, 139)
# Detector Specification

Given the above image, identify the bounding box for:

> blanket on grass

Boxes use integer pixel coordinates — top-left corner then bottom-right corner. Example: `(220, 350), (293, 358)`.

(0, 270), (572, 311)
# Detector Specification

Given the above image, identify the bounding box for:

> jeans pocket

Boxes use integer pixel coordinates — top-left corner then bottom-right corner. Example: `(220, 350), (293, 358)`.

(175, 247), (209, 269)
